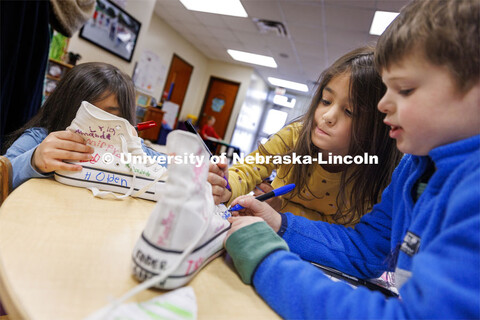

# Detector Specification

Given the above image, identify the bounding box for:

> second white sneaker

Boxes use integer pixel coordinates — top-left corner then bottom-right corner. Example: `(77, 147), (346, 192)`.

(131, 130), (231, 289)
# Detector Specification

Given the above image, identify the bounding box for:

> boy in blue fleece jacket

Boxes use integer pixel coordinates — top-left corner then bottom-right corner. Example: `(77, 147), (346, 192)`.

(223, 0), (480, 318)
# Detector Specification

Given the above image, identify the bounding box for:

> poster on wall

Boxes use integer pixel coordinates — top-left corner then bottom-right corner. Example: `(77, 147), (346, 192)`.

(132, 50), (166, 94)
(79, 0), (141, 62)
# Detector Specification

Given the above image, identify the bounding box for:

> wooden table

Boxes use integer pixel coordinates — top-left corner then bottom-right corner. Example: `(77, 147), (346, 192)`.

(0, 179), (279, 319)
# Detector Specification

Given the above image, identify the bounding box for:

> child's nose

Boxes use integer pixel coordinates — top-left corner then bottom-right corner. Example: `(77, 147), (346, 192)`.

(377, 93), (392, 114)
(322, 108), (337, 126)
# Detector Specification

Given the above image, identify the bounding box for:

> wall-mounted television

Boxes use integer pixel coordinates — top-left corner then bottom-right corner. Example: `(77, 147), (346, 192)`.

(79, 0), (141, 62)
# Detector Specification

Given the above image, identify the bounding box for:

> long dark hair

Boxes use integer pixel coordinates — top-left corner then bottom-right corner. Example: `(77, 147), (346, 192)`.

(261, 46), (402, 224)
(3, 62), (136, 152)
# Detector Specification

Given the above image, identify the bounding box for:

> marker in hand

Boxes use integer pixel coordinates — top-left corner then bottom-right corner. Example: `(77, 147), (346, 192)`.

(184, 120), (231, 191)
(228, 183), (296, 212)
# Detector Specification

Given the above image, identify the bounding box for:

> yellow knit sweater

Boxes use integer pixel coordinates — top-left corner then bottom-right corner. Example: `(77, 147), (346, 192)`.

(228, 123), (361, 227)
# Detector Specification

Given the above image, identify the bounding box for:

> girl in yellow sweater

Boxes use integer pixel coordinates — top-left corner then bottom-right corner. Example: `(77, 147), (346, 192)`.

(209, 47), (402, 227)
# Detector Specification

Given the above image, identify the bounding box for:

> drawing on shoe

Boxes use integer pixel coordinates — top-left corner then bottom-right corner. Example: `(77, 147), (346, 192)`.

(54, 101), (168, 201)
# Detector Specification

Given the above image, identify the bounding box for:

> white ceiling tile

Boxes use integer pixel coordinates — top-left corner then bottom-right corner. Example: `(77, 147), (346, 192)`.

(376, 0), (409, 12)
(281, 2), (323, 28)
(241, 0), (284, 21)
(324, 5), (375, 33)
(225, 17), (259, 33)
(160, 6), (200, 24)
(206, 27), (237, 41)
(155, 0), (184, 9)
(194, 12), (230, 28)
(235, 31), (270, 48)
(265, 35), (292, 50)
(323, 0), (377, 10)
(219, 39), (244, 50)
(288, 24), (324, 44)
(295, 41), (325, 59)
(181, 23), (211, 37)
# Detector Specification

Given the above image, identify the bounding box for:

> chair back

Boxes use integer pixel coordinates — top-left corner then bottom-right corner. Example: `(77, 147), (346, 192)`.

(0, 156), (13, 206)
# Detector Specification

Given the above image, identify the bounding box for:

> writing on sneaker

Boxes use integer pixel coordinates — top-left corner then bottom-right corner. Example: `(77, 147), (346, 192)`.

(54, 101), (168, 201)
(131, 130), (231, 289)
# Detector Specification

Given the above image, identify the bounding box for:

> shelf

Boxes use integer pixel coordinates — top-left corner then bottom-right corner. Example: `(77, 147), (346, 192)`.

(46, 74), (61, 81)
(48, 58), (73, 69)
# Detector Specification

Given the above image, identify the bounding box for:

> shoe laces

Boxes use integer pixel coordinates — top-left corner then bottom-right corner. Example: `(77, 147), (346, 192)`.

(84, 183), (216, 319)
(88, 134), (167, 200)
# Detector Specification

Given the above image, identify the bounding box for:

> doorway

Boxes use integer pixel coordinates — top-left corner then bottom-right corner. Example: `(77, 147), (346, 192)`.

(161, 54), (193, 128)
(198, 77), (240, 139)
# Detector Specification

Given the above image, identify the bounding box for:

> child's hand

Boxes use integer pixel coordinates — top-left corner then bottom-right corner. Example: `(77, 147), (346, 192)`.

(224, 216), (263, 245)
(253, 182), (283, 211)
(207, 162), (231, 205)
(229, 195), (282, 232)
(32, 131), (94, 173)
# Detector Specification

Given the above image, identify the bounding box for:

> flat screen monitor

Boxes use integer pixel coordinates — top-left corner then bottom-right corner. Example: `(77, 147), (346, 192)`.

(79, 0), (141, 62)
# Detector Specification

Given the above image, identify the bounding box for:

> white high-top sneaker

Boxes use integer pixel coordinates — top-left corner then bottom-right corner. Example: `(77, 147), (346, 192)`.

(131, 130), (231, 289)
(54, 101), (168, 201)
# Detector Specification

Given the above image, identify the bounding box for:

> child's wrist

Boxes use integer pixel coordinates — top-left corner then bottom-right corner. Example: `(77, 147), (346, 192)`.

(225, 221), (289, 284)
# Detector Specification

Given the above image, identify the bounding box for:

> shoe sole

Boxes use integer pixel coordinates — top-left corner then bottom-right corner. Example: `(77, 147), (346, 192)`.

(131, 226), (230, 289)
(54, 165), (166, 201)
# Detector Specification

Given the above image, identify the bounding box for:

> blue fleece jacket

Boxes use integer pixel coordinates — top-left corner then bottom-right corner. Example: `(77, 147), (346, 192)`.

(228, 135), (480, 319)
(4, 127), (166, 190)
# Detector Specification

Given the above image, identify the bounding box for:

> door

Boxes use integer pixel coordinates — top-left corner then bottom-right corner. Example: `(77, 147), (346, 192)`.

(161, 54), (193, 128)
(199, 77), (240, 139)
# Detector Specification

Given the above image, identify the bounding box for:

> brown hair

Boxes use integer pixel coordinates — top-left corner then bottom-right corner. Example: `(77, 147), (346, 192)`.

(375, 0), (480, 92)
(3, 62), (136, 152)
(260, 47), (402, 224)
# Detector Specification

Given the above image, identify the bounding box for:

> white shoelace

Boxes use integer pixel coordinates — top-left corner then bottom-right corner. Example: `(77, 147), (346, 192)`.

(84, 184), (215, 320)
(89, 135), (167, 200)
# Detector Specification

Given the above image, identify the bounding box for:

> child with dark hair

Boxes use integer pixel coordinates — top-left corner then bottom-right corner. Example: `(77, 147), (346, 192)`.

(209, 46), (402, 227)
(3, 62), (162, 189)
(224, 0), (480, 318)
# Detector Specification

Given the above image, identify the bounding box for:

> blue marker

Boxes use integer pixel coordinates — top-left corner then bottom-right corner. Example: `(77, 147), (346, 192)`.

(228, 183), (296, 212)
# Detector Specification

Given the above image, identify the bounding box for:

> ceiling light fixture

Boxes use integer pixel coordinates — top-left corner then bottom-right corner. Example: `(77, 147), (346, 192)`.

(227, 49), (278, 68)
(179, 0), (248, 17)
(268, 77), (308, 92)
(369, 11), (399, 36)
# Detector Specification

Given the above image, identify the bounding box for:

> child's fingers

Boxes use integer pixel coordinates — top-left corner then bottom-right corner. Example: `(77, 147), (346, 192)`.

(208, 162), (227, 177)
(207, 172), (227, 188)
(51, 150), (93, 161)
(230, 194), (254, 207)
(55, 140), (94, 154)
(53, 160), (83, 172)
(231, 195), (265, 213)
(53, 130), (86, 144)
(44, 131), (94, 154)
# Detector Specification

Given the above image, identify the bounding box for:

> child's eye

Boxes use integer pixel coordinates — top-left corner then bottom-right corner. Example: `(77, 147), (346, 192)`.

(399, 88), (414, 96)
(320, 99), (331, 106)
(345, 109), (353, 117)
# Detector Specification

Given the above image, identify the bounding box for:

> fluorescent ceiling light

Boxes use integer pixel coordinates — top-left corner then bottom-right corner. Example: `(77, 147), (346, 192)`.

(369, 11), (399, 36)
(273, 94), (296, 108)
(268, 77), (308, 92)
(179, 0), (248, 17)
(227, 49), (277, 68)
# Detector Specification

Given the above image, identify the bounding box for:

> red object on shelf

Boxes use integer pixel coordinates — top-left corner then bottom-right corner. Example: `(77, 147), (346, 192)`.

(135, 120), (156, 131)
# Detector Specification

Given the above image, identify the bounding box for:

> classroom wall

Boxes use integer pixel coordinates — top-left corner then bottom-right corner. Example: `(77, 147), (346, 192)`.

(66, 1), (256, 142)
